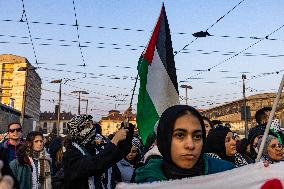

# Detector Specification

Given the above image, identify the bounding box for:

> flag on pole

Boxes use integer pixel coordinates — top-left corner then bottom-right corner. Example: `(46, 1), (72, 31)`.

(137, 4), (179, 144)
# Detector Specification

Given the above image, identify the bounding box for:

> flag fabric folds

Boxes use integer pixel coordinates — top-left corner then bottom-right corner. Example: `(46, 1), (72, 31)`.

(137, 4), (179, 144)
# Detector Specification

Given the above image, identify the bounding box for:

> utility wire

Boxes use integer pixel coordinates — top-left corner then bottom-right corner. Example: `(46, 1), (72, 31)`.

(175, 0), (246, 56)
(20, 0), (38, 65)
(206, 0), (245, 31)
(187, 23), (284, 80)
(71, 0), (86, 67)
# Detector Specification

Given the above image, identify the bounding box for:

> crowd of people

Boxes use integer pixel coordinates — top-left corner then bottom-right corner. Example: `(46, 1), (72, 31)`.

(0, 105), (283, 189)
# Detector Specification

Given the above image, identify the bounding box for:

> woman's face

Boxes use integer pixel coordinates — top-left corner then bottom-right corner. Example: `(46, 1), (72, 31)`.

(225, 132), (236, 156)
(267, 138), (283, 161)
(32, 136), (44, 152)
(126, 146), (138, 161)
(204, 120), (211, 137)
(171, 114), (203, 169)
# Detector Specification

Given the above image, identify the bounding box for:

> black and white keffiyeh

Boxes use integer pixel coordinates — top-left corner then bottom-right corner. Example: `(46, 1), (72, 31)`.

(67, 114), (94, 143)
(206, 152), (248, 167)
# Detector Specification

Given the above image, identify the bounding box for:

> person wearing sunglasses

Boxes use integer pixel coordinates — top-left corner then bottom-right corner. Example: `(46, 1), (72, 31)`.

(257, 135), (284, 164)
(0, 122), (23, 163)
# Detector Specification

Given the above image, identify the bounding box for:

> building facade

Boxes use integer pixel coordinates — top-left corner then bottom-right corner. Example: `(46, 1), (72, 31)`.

(0, 103), (33, 135)
(38, 106), (75, 135)
(0, 54), (41, 121)
(202, 93), (284, 133)
(99, 110), (136, 136)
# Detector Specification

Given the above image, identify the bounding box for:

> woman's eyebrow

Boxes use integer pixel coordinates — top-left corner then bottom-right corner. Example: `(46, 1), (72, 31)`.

(193, 130), (202, 134)
(173, 128), (186, 132)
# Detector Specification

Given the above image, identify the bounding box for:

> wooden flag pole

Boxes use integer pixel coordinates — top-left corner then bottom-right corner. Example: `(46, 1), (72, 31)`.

(256, 74), (284, 162)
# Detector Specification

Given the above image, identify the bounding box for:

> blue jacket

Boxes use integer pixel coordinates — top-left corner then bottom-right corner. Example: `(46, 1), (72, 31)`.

(9, 159), (32, 189)
(135, 154), (236, 183)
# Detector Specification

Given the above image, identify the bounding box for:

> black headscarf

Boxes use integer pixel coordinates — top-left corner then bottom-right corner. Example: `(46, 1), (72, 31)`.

(157, 105), (206, 180)
(204, 126), (232, 160)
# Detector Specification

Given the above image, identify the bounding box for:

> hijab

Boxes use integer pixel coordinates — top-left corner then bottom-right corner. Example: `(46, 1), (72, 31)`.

(157, 105), (206, 180)
(204, 126), (231, 160)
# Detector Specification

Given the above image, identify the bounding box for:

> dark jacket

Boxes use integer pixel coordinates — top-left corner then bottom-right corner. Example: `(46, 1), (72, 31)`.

(63, 142), (122, 189)
(48, 137), (62, 176)
(0, 140), (23, 163)
(135, 155), (236, 183)
(9, 158), (32, 189)
(10, 156), (51, 189)
(0, 141), (20, 188)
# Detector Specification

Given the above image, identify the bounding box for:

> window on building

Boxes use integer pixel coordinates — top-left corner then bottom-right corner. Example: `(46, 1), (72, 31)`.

(52, 122), (57, 133)
(42, 122), (47, 134)
(63, 122), (67, 135)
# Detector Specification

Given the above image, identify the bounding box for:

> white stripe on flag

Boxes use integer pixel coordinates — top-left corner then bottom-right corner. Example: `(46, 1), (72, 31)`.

(146, 47), (179, 116)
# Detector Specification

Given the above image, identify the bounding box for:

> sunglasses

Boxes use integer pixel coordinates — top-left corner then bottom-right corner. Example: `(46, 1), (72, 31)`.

(9, 128), (22, 133)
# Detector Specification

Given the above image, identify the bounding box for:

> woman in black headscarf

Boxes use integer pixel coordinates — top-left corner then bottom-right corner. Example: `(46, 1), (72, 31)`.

(135, 105), (235, 183)
(204, 126), (251, 167)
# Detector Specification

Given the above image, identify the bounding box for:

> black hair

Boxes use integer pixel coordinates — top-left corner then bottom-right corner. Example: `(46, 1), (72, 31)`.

(202, 116), (213, 129)
(93, 123), (102, 135)
(255, 107), (272, 125)
(7, 122), (21, 131)
(211, 120), (222, 126)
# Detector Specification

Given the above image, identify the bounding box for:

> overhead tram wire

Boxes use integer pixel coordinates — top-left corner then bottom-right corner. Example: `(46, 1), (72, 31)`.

(20, 0), (38, 65)
(2, 36), (284, 60)
(36, 66), (137, 82)
(41, 75), (128, 90)
(71, 0), (86, 67)
(174, 0), (246, 56)
(7, 17), (282, 42)
(187, 23), (284, 80)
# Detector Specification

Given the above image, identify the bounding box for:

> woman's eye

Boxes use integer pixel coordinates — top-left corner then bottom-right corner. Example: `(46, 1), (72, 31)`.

(225, 138), (231, 143)
(174, 132), (184, 139)
(193, 134), (202, 140)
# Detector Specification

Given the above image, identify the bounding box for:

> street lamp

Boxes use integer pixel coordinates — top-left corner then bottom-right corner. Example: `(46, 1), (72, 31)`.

(17, 66), (36, 129)
(81, 99), (89, 114)
(50, 79), (62, 136)
(71, 91), (89, 115)
(180, 84), (192, 105)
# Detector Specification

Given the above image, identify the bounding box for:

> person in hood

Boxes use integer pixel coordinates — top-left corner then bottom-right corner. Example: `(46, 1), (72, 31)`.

(135, 105), (235, 183)
(63, 115), (128, 189)
(112, 137), (141, 187)
(204, 126), (252, 167)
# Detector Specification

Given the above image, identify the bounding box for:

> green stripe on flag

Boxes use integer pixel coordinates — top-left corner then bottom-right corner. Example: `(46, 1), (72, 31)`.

(137, 58), (159, 144)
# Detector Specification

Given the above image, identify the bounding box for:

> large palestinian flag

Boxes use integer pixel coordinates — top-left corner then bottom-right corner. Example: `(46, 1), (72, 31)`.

(137, 4), (179, 143)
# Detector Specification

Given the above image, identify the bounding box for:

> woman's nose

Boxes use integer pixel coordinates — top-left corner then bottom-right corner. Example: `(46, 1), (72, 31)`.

(185, 137), (194, 149)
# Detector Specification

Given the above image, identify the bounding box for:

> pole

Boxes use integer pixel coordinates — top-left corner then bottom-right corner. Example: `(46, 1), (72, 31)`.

(256, 74), (284, 162)
(57, 82), (62, 136)
(20, 68), (28, 128)
(78, 92), (81, 115)
(85, 99), (88, 114)
(242, 74), (248, 138)
(130, 73), (139, 109)
(185, 87), (188, 105)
